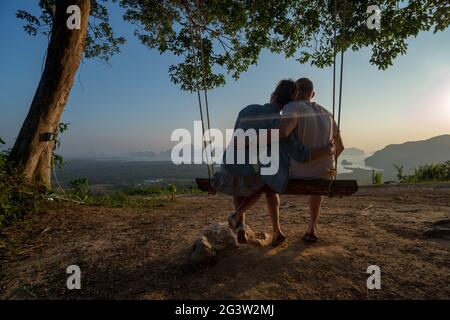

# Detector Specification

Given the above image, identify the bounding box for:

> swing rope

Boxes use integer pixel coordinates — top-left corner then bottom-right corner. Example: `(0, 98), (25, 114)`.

(192, 0), (357, 197)
(183, 0), (215, 182)
(328, 0), (347, 197)
(194, 0), (214, 176)
(332, 0), (338, 118)
(336, 0), (347, 135)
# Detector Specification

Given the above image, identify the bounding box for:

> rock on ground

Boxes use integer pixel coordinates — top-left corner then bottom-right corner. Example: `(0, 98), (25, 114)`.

(189, 223), (271, 266)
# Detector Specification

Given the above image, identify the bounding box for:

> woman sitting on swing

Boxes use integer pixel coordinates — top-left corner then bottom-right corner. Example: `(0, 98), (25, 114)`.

(213, 79), (334, 246)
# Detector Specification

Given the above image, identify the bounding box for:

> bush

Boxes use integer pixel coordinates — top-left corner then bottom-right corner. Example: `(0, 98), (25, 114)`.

(393, 164), (405, 182)
(68, 177), (89, 200)
(0, 140), (43, 228)
(167, 184), (177, 201)
(407, 161), (450, 182)
(371, 170), (382, 185)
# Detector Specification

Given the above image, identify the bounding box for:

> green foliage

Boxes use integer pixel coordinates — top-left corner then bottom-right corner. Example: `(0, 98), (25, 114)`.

(87, 192), (129, 207)
(69, 177), (90, 201)
(87, 192), (171, 208)
(16, 0), (125, 63)
(0, 139), (43, 229)
(0, 138), (7, 169)
(399, 161), (450, 183)
(123, 184), (200, 196)
(393, 164), (405, 182)
(52, 122), (70, 169)
(372, 170), (382, 185)
(63, 179), (182, 207)
(123, 184), (182, 201)
(167, 183), (177, 201)
(17, 1), (449, 90)
(120, 0), (450, 90)
(123, 185), (166, 196)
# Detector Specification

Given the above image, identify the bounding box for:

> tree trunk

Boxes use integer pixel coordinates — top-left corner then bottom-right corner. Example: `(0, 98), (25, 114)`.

(9, 0), (90, 189)
(35, 142), (54, 187)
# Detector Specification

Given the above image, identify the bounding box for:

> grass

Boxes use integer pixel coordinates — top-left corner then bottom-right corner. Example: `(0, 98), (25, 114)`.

(0, 145), (199, 229)
(60, 178), (202, 208)
(395, 160), (450, 183)
(123, 185), (201, 196)
(86, 192), (172, 208)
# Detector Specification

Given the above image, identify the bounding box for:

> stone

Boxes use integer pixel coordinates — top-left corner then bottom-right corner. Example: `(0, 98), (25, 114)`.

(245, 225), (271, 247)
(189, 236), (217, 266)
(189, 223), (272, 267)
(203, 223), (238, 250)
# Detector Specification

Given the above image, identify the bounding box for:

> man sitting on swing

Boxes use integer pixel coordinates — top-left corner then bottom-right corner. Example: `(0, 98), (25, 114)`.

(213, 79), (335, 246)
(280, 78), (345, 242)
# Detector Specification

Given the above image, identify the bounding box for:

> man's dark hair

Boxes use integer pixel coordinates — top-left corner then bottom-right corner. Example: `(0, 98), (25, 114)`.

(274, 79), (296, 106)
(296, 77), (314, 97)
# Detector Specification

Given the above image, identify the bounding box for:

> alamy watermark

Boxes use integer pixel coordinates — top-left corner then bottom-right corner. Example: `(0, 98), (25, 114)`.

(366, 265), (381, 289)
(66, 5), (81, 30)
(66, 265), (81, 290)
(366, 5), (382, 31)
(65, 4), (381, 32)
(171, 121), (280, 175)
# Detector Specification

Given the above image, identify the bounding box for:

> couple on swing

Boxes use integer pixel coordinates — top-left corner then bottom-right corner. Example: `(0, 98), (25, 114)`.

(213, 78), (344, 246)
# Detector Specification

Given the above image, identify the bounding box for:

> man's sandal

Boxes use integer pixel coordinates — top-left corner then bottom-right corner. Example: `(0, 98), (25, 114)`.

(272, 234), (287, 247)
(302, 233), (319, 243)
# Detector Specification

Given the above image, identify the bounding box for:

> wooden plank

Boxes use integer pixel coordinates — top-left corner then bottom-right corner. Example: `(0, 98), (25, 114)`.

(284, 179), (358, 196)
(196, 178), (358, 196)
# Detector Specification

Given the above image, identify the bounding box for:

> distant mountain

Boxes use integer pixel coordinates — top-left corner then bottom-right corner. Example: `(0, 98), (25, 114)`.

(131, 145), (204, 162)
(365, 134), (450, 179)
(131, 149), (172, 161)
(132, 151), (158, 158)
(342, 147), (365, 156)
(341, 159), (353, 166)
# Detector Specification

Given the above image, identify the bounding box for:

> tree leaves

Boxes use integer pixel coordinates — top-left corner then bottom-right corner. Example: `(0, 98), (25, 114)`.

(120, 0), (448, 90)
(18, 1), (449, 90)
(17, 0), (125, 62)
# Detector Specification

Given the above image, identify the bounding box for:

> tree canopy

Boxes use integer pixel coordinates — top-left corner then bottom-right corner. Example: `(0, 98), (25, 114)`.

(17, 0), (450, 91)
(17, 0), (125, 62)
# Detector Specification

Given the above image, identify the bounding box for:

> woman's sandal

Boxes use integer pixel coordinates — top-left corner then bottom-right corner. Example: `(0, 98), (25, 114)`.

(302, 233), (319, 243)
(236, 223), (248, 244)
(272, 234), (287, 247)
(228, 213), (239, 231)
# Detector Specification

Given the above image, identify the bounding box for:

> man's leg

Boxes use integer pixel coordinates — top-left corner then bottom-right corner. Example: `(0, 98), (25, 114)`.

(265, 191), (285, 242)
(307, 195), (323, 237)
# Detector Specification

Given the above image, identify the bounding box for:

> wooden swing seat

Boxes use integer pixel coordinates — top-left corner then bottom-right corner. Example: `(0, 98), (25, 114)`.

(196, 178), (358, 196)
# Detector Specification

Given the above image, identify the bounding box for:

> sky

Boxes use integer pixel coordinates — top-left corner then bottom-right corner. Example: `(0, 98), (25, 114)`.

(1, 1), (449, 157)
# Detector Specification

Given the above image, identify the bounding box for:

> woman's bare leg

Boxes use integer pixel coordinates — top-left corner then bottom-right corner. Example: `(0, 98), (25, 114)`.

(233, 196), (246, 226)
(230, 193), (262, 244)
(308, 195), (322, 237)
(234, 192), (262, 223)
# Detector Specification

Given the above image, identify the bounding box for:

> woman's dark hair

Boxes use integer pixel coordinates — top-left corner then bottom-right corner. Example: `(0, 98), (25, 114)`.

(274, 79), (296, 106)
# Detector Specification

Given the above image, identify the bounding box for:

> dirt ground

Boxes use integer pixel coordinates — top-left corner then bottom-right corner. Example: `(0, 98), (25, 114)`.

(1, 183), (449, 299)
